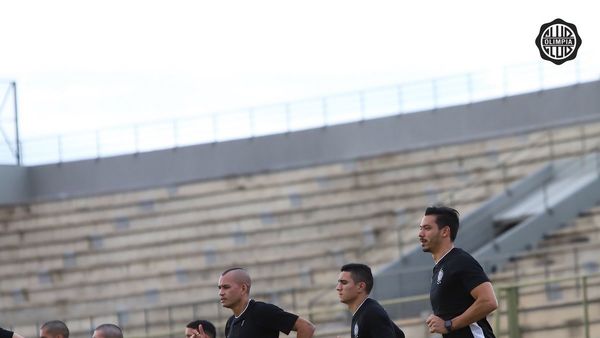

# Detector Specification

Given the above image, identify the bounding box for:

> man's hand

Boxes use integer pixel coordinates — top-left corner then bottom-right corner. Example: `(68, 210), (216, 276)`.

(426, 314), (448, 334)
(190, 324), (211, 338)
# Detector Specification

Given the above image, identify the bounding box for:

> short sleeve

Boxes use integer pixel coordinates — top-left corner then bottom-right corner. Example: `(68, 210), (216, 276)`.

(224, 316), (233, 337)
(252, 302), (298, 334)
(459, 254), (490, 292)
(362, 310), (399, 338)
(394, 324), (406, 338)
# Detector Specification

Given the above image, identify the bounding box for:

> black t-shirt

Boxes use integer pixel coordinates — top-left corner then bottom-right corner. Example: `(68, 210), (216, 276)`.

(224, 299), (298, 338)
(351, 298), (405, 338)
(0, 328), (13, 338)
(430, 248), (496, 338)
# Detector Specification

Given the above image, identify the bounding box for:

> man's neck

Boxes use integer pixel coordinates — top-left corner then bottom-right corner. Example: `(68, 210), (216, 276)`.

(232, 297), (251, 317)
(432, 243), (455, 264)
(348, 294), (369, 314)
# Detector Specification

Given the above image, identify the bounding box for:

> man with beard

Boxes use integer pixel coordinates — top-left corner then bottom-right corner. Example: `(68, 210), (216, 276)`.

(419, 205), (497, 338)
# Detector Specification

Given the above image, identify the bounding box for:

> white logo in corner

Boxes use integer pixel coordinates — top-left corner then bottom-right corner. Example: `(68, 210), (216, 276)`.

(437, 268), (444, 285)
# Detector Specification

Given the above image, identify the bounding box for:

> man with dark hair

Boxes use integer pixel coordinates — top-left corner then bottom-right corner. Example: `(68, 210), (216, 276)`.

(92, 324), (123, 338)
(1, 328), (25, 338)
(336, 263), (405, 338)
(419, 205), (498, 337)
(40, 321), (69, 338)
(218, 267), (315, 338)
(185, 320), (216, 338)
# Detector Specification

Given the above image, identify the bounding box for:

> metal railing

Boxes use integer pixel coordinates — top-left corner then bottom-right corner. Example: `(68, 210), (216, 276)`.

(7, 272), (599, 338)
(16, 59), (600, 165)
(495, 273), (600, 338)
(0, 80), (20, 165)
(306, 272), (600, 338)
(4, 286), (309, 338)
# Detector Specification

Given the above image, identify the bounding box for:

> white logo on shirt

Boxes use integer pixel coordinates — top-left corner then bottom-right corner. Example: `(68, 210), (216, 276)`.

(353, 323), (359, 337)
(437, 268), (444, 285)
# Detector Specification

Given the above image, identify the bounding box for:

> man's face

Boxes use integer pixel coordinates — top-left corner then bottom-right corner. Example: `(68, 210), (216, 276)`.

(419, 215), (444, 252)
(185, 325), (213, 338)
(336, 271), (362, 304)
(40, 328), (60, 338)
(92, 330), (104, 338)
(218, 272), (245, 309)
(184, 327), (196, 338)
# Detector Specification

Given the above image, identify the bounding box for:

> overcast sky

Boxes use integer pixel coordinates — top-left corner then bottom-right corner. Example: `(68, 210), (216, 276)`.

(1, 0), (598, 142)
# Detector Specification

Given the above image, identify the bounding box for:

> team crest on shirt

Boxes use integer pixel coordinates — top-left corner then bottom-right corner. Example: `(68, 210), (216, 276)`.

(353, 323), (359, 337)
(437, 268), (444, 285)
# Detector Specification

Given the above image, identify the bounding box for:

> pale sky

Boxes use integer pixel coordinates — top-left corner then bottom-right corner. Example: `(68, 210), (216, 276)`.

(0, 0), (599, 162)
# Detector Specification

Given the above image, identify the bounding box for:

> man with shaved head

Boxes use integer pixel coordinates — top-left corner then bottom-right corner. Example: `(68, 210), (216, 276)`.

(218, 267), (315, 338)
(92, 324), (123, 338)
(39, 321), (69, 338)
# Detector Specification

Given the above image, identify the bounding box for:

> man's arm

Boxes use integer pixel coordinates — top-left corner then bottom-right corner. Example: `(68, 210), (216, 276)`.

(292, 317), (315, 338)
(452, 282), (498, 329)
(12, 333), (25, 338)
(426, 282), (498, 334)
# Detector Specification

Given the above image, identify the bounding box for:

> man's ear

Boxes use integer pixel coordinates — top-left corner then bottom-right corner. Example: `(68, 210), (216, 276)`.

(443, 225), (451, 238)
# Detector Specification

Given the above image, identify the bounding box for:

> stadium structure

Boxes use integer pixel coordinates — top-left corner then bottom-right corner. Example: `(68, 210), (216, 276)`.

(1, 67), (600, 338)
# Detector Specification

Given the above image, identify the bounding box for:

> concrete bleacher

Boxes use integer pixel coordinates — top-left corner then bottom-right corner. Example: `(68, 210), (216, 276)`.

(492, 205), (600, 283)
(1, 119), (600, 338)
(480, 204), (600, 338)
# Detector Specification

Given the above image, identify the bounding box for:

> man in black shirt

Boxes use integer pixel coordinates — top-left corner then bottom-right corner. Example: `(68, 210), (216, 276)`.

(419, 205), (498, 337)
(218, 267), (315, 338)
(336, 263), (405, 338)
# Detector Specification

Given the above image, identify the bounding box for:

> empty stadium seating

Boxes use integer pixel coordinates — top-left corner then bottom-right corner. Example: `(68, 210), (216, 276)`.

(1, 119), (600, 338)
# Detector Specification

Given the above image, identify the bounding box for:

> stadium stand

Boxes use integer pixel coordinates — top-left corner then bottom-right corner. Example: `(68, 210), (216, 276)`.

(1, 82), (600, 338)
